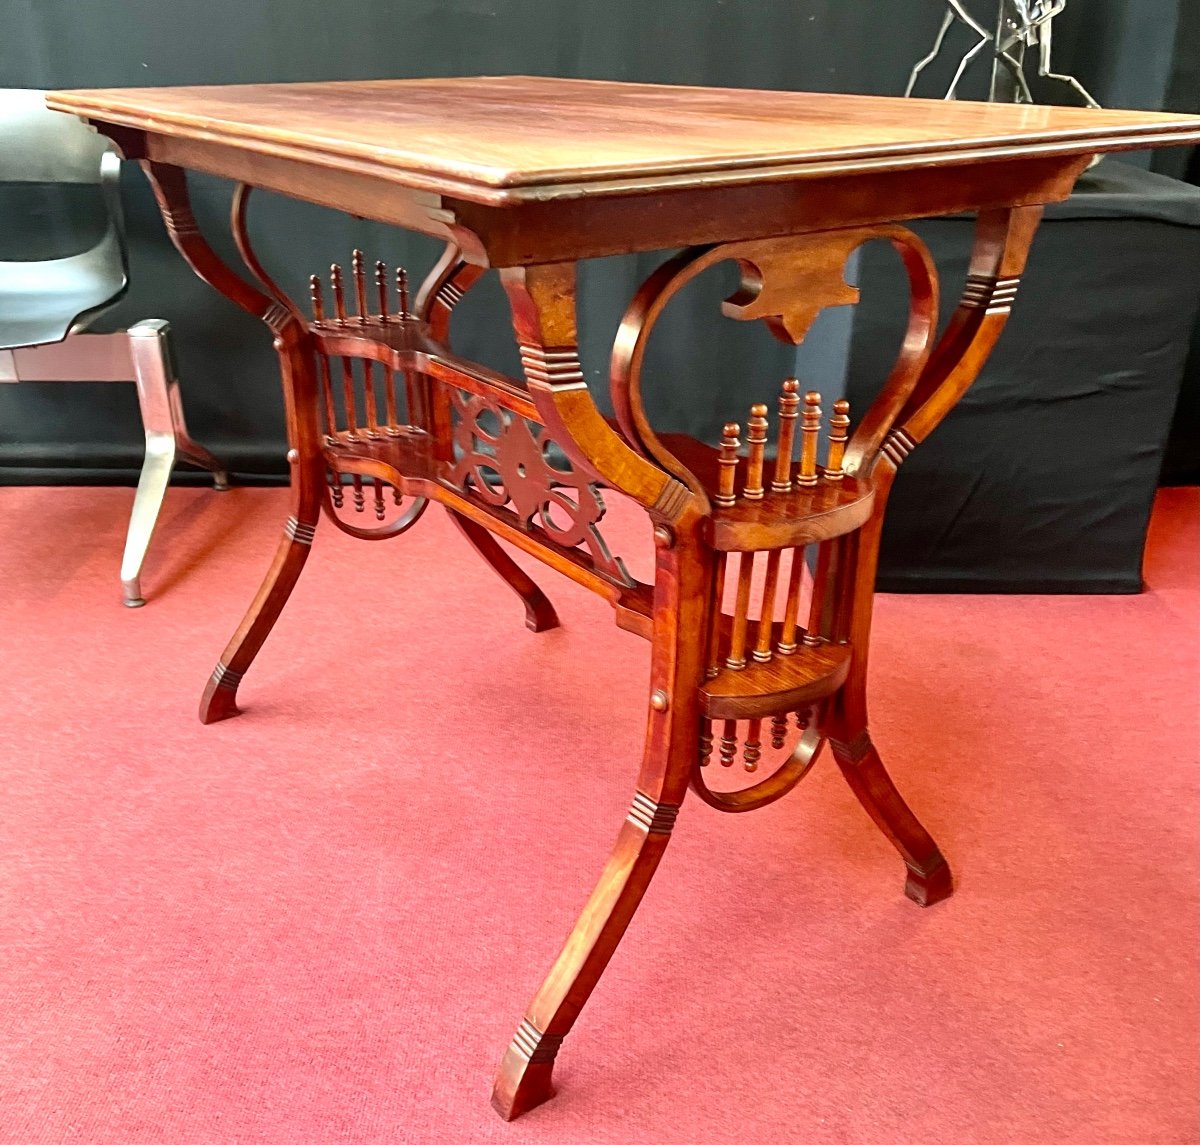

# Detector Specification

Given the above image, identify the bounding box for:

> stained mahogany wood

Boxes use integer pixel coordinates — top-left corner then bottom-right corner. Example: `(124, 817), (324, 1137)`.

(46, 78), (1200, 202)
(48, 77), (1200, 1124)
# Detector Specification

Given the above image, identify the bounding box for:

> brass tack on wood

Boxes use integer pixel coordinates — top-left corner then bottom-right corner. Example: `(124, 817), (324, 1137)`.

(744, 404), (769, 501)
(772, 378), (800, 493)
(653, 524), (675, 549)
(650, 689), (669, 712)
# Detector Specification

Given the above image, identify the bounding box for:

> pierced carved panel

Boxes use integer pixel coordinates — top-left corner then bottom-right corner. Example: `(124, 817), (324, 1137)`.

(448, 389), (634, 587)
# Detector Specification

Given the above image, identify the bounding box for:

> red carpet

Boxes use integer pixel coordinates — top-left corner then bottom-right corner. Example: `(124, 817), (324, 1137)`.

(0, 485), (1196, 1144)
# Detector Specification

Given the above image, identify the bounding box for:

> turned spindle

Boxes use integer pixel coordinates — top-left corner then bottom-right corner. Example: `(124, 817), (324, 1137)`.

(726, 552), (754, 670)
(330, 265), (359, 439)
(772, 379), (800, 493)
(352, 476), (365, 513)
(803, 544), (832, 647)
(753, 549), (782, 663)
(707, 557), (728, 678)
(796, 706), (812, 731)
(376, 260), (401, 430)
(351, 249), (368, 324)
(770, 713), (789, 749)
(716, 423), (740, 508)
(699, 721), (713, 767)
(744, 404), (768, 501)
(375, 260), (390, 323)
(777, 546), (806, 654)
(309, 274), (325, 323)
(330, 262), (347, 321)
(373, 479), (386, 520)
(798, 391), (821, 487)
(826, 399), (850, 481)
(719, 720), (738, 767)
(743, 720), (762, 772)
(328, 470), (344, 510)
(310, 276), (337, 438)
(350, 254), (379, 433)
(397, 267), (411, 319)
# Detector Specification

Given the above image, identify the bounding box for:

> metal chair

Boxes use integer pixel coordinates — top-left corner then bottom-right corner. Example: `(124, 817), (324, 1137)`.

(0, 88), (227, 606)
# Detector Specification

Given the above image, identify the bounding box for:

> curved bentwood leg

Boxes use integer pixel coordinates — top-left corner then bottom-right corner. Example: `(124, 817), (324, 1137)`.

(827, 512), (954, 907)
(493, 523), (710, 1119)
(447, 511), (559, 632)
(831, 206), (1045, 905)
(492, 264), (707, 1119)
(199, 360), (322, 723)
(141, 163), (323, 723)
(419, 245), (561, 632)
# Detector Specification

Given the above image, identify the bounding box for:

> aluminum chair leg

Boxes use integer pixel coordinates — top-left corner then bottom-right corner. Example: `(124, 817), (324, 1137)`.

(120, 320), (228, 607)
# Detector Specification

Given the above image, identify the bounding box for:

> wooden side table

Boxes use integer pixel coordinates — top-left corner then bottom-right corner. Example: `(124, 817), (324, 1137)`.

(48, 78), (1200, 1121)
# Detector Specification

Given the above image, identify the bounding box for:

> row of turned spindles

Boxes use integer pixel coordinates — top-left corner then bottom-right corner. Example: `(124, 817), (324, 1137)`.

(708, 381), (853, 675)
(310, 251), (415, 519)
(699, 708), (813, 771)
(716, 379), (850, 507)
(309, 250), (416, 445)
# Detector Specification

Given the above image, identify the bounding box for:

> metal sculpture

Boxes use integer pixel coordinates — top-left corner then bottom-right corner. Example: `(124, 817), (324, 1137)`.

(907, 0), (1099, 107)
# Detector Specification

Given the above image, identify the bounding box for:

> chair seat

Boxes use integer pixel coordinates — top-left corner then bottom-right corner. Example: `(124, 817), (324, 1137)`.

(0, 231), (126, 350)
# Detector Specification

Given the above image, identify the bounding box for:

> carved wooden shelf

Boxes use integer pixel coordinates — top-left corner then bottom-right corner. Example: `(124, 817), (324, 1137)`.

(701, 636), (851, 720)
(708, 477), (874, 551)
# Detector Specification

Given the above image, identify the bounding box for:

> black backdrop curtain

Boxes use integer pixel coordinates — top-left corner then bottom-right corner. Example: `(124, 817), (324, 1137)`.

(1, 0), (1196, 481)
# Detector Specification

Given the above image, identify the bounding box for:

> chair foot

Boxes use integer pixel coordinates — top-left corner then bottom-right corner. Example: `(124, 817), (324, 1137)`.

(491, 1026), (560, 1121)
(212, 470), (231, 491)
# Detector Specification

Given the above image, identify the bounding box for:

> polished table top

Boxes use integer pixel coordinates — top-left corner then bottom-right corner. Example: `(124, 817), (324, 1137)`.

(48, 76), (1200, 205)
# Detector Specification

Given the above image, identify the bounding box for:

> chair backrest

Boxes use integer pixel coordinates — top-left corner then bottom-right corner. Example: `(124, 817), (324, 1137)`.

(0, 89), (128, 348)
(0, 88), (112, 185)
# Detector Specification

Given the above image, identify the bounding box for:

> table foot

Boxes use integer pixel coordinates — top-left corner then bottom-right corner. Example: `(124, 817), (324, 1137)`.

(447, 509), (560, 632)
(829, 728), (954, 906)
(490, 792), (680, 1119)
(491, 1021), (561, 1120)
(198, 512), (318, 724)
(905, 855), (954, 907)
